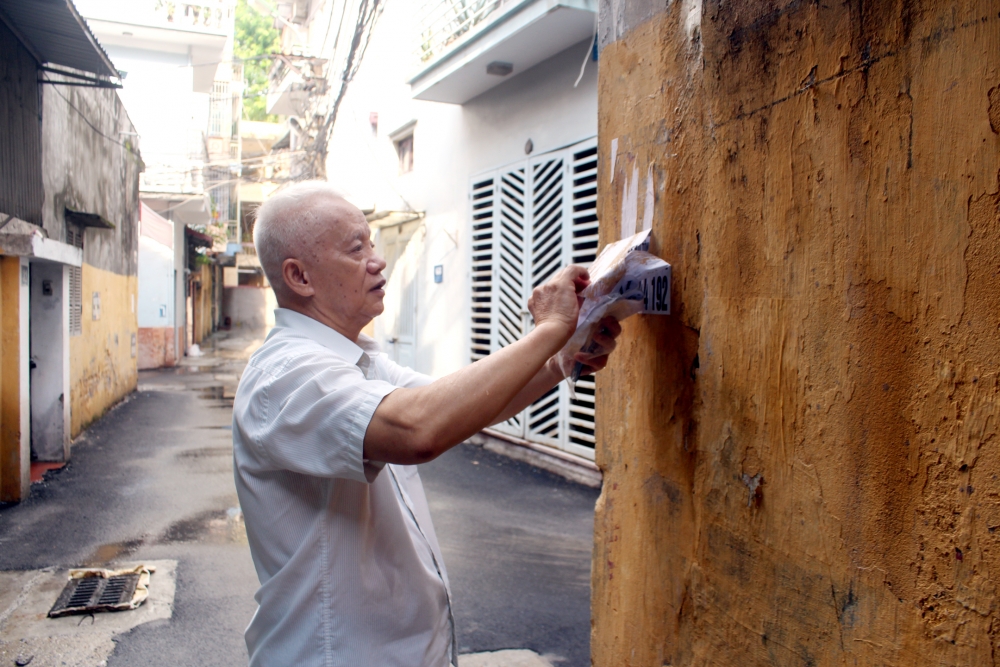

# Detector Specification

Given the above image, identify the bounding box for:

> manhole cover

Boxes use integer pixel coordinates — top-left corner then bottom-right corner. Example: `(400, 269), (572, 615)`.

(48, 573), (140, 617)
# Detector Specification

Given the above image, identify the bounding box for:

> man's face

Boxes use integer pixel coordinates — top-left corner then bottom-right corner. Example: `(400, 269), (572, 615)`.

(302, 197), (387, 330)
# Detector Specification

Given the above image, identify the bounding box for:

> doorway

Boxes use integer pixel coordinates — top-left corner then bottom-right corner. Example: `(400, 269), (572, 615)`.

(376, 219), (422, 369)
(29, 261), (68, 461)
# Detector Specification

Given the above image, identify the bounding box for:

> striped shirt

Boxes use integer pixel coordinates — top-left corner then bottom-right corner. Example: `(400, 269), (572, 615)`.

(233, 308), (455, 666)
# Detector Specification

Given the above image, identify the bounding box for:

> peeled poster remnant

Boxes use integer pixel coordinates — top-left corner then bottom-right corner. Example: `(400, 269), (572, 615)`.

(554, 229), (671, 393)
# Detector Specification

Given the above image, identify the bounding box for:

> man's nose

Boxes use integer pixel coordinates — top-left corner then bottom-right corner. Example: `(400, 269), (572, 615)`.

(368, 254), (387, 273)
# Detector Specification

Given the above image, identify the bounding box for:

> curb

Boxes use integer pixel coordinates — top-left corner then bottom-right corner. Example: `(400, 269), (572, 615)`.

(467, 430), (602, 488)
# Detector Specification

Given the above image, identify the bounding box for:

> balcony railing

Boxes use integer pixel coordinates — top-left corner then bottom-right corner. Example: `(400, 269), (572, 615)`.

(154, 0), (234, 33)
(417, 0), (508, 64)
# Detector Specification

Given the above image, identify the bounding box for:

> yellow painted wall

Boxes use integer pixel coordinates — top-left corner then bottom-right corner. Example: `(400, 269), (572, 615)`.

(191, 263), (215, 345)
(593, 1), (1000, 665)
(70, 263), (138, 438)
(0, 256), (28, 501)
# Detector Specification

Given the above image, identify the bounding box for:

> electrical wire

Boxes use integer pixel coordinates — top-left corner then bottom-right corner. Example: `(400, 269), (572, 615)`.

(320, 0), (349, 60)
(573, 12), (598, 88)
(46, 80), (132, 150)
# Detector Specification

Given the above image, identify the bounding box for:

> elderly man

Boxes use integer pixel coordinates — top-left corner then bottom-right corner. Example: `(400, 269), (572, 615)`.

(233, 181), (620, 666)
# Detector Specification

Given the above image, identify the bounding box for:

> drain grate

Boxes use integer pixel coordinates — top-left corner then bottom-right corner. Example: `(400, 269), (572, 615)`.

(48, 573), (141, 617)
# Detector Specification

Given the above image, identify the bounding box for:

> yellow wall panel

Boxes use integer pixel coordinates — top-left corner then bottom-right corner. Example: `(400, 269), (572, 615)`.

(593, 1), (1000, 665)
(0, 256), (28, 501)
(70, 263), (138, 438)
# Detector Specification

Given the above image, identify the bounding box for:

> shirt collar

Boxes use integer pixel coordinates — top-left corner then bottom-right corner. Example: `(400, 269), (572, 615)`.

(272, 308), (380, 366)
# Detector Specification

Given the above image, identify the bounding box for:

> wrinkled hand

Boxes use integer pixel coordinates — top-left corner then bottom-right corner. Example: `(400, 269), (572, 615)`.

(528, 265), (590, 339)
(573, 316), (622, 376)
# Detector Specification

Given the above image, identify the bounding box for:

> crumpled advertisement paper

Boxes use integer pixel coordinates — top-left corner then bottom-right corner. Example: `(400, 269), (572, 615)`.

(554, 229), (671, 395)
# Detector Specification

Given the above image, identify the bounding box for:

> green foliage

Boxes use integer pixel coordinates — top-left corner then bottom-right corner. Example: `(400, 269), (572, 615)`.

(235, 0), (281, 122)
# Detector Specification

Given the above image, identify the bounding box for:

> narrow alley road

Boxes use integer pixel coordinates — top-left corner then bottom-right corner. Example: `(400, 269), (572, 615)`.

(0, 331), (597, 667)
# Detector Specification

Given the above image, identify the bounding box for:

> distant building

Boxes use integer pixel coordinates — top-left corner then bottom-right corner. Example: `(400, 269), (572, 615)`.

(267, 0), (600, 468)
(76, 0), (240, 364)
(0, 0), (142, 501)
(220, 120), (286, 331)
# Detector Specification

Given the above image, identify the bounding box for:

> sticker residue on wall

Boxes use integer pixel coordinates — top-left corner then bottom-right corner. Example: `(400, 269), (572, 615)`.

(642, 163), (655, 232)
(621, 163), (639, 238)
(610, 138), (619, 183)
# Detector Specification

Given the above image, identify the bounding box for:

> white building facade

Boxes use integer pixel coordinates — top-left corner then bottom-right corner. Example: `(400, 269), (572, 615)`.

(269, 0), (600, 464)
(76, 0), (240, 365)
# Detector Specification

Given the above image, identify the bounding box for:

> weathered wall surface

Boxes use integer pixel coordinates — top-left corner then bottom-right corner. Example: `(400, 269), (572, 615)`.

(42, 77), (142, 437)
(222, 286), (276, 332)
(190, 263), (217, 345)
(593, 1), (1000, 665)
(138, 328), (177, 370)
(70, 267), (138, 438)
(0, 257), (29, 501)
(42, 80), (140, 272)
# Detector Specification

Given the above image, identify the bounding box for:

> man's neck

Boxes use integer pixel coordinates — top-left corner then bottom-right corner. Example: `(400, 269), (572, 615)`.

(281, 301), (363, 343)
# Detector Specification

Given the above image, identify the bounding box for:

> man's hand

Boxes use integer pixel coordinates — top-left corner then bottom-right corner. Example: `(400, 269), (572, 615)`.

(528, 265), (590, 337)
(573, 316), (622, 376)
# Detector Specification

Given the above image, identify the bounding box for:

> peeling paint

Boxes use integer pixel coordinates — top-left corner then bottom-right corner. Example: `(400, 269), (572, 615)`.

(620, 162), (639, 238)
(610, 137), (619, 182)
(642, 162), (655, 232)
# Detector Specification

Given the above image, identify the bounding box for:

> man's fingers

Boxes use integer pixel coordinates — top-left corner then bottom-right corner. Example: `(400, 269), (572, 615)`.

(592, 331), (617, 354)
(574, 353), (609, 376)
(598, 316), (622, 338)
(589, 317), (622, 353)
(558, 265), (590, 291)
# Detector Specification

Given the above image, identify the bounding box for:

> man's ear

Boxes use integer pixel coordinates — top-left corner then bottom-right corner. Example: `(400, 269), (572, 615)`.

(282, 258), (314, 298)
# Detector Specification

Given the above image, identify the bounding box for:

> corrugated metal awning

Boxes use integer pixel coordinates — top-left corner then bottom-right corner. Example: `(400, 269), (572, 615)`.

(65, 207), (114, 229)
(0, 0), (117, 78)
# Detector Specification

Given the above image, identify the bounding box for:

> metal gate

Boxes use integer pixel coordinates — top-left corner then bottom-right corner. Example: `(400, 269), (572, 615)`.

(469, 138), (599, 460)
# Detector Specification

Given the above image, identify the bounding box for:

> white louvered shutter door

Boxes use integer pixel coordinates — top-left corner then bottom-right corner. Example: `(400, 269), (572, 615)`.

(565, 139), (599, 458)
(523, 153), (566, 447)
(468, 138), (599, 459)
(469, 174), (495, 363)
(492, 164), (529, 438)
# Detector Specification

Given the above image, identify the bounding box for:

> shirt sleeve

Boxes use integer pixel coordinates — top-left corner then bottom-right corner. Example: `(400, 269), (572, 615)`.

(248, 357), (397, 483)
(380, 356), (435, 388)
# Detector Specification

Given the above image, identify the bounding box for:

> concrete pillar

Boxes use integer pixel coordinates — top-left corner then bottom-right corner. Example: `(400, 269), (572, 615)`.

(592, 0), (1000, 664)
(1, 256), (30, 501)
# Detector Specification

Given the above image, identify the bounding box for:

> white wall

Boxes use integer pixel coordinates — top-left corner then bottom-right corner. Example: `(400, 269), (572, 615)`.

(102, 44), (209, 193)
(324, 1), (598, 379)
(223, 287), (277, 331)
(137, 236), (175, 328)
(174, 218), (186, 356)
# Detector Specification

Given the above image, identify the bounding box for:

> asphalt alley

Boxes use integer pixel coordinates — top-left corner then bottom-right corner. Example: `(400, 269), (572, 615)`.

(0, 332), (598, 667)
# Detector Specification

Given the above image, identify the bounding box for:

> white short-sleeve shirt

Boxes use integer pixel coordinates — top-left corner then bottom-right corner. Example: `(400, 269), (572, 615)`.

(233, 308), (455, 667)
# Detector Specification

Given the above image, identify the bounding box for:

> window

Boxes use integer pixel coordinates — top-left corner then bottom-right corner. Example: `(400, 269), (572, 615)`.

(395, 134), (414, 174)
(67, 226), (83, 336)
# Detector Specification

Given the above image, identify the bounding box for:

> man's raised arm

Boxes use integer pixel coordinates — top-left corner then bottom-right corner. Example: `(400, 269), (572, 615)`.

(363, 266), (589, 465)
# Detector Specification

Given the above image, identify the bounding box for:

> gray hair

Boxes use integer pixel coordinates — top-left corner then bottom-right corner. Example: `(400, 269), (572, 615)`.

(253, 181), (344, 299)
